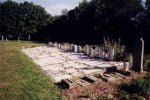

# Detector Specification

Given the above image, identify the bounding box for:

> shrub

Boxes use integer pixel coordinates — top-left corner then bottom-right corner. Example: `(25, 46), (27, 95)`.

(144, 59), (150, 69)
(120, 94), (130, 100)
(130, 78), (150, 96)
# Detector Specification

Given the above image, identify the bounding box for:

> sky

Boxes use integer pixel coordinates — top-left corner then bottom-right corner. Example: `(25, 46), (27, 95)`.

(1, 0), (84, 15)
(1, 0), (146, 15)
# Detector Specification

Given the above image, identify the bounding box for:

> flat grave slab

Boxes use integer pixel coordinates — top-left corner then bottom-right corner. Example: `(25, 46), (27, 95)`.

(22, 46), (124, 83)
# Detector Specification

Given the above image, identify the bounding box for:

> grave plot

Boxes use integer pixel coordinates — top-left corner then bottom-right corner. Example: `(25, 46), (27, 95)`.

(22, 46), (126, 83)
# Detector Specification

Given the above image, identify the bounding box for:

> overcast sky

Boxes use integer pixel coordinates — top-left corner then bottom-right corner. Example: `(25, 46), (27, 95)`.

(1, 0), (86, 15)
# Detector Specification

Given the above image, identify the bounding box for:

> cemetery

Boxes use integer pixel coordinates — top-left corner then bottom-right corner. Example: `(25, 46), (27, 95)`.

(22, 42), (132, 89)
(1, 0), (150, 99)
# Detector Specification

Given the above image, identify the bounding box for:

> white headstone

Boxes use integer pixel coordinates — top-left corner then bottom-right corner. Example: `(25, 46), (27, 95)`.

(1, 35), (4, 41)
(28, 35), (31, 40)
(6, 37), (8, 41)
(86, 45), (90, 55)
(74, 45), (78, 53)
(108, 48), (115, 60)
(78, 46), (82, 53)
(90, 48), (94, 57)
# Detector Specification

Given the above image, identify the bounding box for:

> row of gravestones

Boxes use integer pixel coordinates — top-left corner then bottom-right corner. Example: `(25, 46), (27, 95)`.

(1, 35), (31, 41)
(48, 42), (115, 61)
(48, 38), (145, 73)
(1, 35), (8, 41)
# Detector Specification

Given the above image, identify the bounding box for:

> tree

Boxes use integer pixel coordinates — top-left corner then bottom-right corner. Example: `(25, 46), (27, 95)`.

(0, 1), (52, 40)
(61, 8), (68, 16)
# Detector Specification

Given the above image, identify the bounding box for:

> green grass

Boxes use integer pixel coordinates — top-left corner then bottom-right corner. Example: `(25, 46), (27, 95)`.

(0, 41), (61, 100)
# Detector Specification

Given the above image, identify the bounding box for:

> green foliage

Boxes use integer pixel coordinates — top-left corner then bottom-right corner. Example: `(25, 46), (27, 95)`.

(0, 1), (51, 40)
(130, 78), (150, 96)
(120, 94), (130, 100)
(144, 59), (150, 69)
(144, 54), (150, 69)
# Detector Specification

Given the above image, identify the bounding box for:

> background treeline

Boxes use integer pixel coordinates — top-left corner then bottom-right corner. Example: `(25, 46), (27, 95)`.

(0, 0), (150, 53)
(0, 1), (52, 40)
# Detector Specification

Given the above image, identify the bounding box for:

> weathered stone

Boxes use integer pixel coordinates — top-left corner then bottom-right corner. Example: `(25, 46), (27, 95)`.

(90, 48), (94, 57)
(28, 35), (31, 40)
(48, 42), (53, 47)
(108, 48), (115, 60)
(1, 35), (4, 41)
(123, 62), (129, 73)
(5, 37), (8, 41)
(86, 45), (90, 55)
(133, 38), (144, 73)
(78, 46), (82, 53)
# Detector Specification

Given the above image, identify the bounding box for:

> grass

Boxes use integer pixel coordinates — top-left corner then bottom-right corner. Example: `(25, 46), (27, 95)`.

(0, 41), (61, 100)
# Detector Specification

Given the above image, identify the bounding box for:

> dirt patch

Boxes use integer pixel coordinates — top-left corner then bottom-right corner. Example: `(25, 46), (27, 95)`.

(62, 71), (148, 99)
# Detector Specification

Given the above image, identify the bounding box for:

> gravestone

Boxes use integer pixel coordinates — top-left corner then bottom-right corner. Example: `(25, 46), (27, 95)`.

(102, 51), (105, 59)
(6, 37), (8, 41)
(48, 42), (53, 47)
(95, 46), (99, 58)
(108, 48), (115, 60)
(132, 38), (144, 73)
(74, 45), (78, 53)
(53, 42), (57, 47)
(71, 44), (74, 51)
(90, 48), (94, 57)
(85, 45), (90, 55)
(68, 44), (72, 51)
(28, 35), (31, 40)
(123, 62), (129, 73)
(98, 47), (103, 58)
(1, 35), (4, 41)
(78, 46), (82, 53)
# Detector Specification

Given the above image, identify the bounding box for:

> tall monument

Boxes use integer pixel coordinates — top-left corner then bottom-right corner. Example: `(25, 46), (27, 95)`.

(132, 38), (144, 73)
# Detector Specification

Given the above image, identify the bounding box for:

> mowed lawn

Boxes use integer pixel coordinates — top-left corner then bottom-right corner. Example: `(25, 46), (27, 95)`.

(0, 41), (61, 100)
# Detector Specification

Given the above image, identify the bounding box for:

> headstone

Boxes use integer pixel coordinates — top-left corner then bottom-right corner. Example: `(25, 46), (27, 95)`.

(74, 45), (78, 53)
(1, 35), (4, 41)
(133, 38), (144, 73)
(123, 62), (129, 73)
(6, 37), (8, 41)
(108, 48), (115, 60)
(90, 48), (94, 57)
(78, 46), (82, 53)
(85, 45), (90, 55)
(28, 35), (31, 40)
(102, 51), (105, 59)
(48, 42), (53, 47)
(70, 44), (74, 51)
(53, 42), (57, 47)
(98, 47), (103, 58)
(105, 52), (108, 59)
(95, 46), (99, 58)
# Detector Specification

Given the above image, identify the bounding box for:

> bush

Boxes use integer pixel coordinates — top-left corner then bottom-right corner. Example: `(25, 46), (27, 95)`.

(130, 78), (150, 96)
(144, 59), (150, 69)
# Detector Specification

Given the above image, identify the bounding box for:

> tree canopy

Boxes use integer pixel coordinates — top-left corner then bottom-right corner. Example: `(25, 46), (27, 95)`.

(0, 0), (150, 52)
(0, 1), (51, 40)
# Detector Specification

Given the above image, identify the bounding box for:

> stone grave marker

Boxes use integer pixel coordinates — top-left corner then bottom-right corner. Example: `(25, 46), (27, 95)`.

(98, 47), (103, 58)
(74, 45), (78, 53)
(1, 35), (4, 41)
(48, 42), (53, 47)
(133, 38), (144, 73)
(6, 37), (8, 41)
(108, 48), (115, 60)
(90, 47), (94, 57)
(86, 45), (90, 55)
(78, 46), (82, 53)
